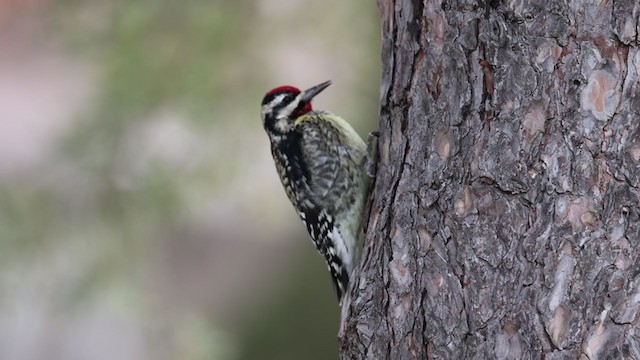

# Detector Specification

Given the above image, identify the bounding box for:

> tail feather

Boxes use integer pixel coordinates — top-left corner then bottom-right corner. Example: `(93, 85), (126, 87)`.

(329, 264), (349, 305)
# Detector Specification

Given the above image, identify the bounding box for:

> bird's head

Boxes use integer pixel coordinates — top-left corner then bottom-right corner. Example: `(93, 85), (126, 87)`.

(261, 80), (331, 135)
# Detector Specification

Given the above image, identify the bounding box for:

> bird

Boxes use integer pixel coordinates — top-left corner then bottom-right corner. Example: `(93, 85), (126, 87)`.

(260, 80), (370, 304)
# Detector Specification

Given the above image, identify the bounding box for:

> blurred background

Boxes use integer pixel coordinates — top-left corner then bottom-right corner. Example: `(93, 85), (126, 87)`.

(0, 0), (379, 359)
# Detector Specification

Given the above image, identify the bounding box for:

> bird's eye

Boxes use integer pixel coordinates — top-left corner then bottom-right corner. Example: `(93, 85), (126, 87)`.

(284, 94), (294, 102)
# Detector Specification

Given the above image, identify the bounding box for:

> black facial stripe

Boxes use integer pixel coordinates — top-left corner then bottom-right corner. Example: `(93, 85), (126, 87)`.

(265, 96), (304, 123)
(262, 90), (298, 107)
(262, 92), (278, 106)
(272, 101), (289, 113)
(293, 100), (307, 113)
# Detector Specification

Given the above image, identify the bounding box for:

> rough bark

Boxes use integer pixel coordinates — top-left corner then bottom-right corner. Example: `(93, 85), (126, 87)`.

(339, 0), (640, 359)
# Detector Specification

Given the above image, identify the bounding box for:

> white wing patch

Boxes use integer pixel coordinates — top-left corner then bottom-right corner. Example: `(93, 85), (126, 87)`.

(329, 225), (354, 274)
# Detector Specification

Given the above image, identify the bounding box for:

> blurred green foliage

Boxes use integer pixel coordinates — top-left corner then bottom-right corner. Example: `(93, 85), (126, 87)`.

(54, 0), (256, 116)
(0, 0), (379, 359)
(237, 248), (341, 360)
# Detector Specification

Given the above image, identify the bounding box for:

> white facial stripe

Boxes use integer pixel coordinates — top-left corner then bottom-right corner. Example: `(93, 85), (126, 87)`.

(260, 92), (304, 134)
(272, 94), (286, 106)
(261, 94), (286, 116)
(278, 93), (302, 119)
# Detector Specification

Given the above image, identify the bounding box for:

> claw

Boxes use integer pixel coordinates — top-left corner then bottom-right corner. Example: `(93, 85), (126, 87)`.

(364, 131), (379, 178)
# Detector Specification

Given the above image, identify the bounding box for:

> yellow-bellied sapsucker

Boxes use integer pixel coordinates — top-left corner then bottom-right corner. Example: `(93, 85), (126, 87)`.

(261, 80), (368, 304)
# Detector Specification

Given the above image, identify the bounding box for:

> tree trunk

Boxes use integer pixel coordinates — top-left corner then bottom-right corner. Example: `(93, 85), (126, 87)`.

(339, 0), (640, 359)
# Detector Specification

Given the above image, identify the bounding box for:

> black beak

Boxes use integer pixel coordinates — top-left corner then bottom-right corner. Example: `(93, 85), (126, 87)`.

(301, 80), (332, 103)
